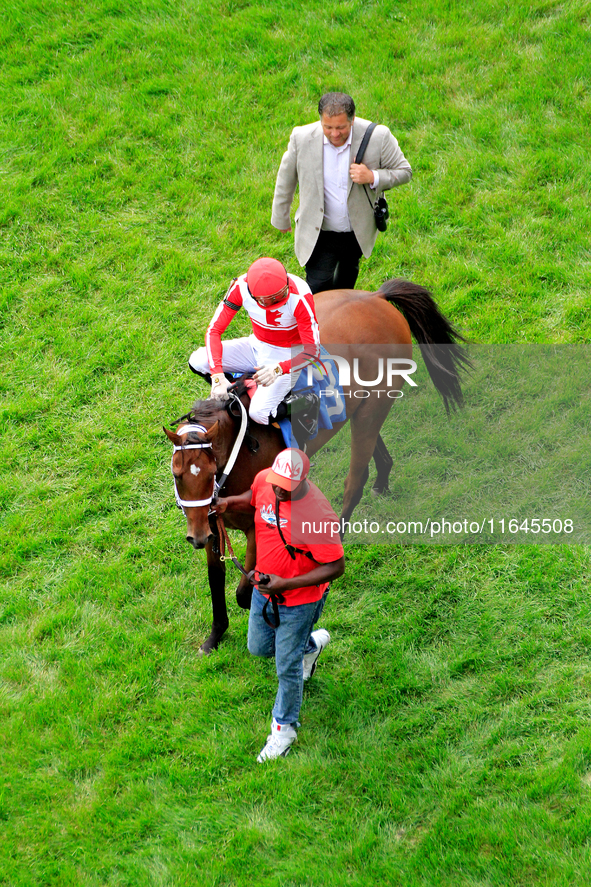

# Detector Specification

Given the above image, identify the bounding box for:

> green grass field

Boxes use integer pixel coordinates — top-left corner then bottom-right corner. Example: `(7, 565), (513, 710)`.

(2, 0), (591, 884)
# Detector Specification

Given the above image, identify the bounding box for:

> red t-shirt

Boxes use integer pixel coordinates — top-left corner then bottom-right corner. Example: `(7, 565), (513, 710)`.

(250, 471), (344, 606)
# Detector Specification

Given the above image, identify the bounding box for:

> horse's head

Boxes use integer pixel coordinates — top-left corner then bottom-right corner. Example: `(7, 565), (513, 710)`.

(165, 421), (219, 549)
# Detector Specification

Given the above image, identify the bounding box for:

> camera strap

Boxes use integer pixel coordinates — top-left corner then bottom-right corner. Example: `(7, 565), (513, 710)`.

(354, 122), (377, 165)
(353, 122), (387, 215)
(275, 495), (316, 563)
(260, 494), (317, 629)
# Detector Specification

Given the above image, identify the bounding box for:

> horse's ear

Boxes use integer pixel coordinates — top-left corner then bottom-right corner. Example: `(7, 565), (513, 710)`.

(164, 427), (182, 446)
(203, 421), (219, 442)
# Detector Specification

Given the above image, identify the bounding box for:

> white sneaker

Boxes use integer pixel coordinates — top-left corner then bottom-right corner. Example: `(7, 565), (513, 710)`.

(256, 718), (297, 763)
(302, 629), (331, 681)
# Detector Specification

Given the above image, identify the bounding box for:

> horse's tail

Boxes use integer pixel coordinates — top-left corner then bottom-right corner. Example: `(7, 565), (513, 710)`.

(377, 278), (471, 412)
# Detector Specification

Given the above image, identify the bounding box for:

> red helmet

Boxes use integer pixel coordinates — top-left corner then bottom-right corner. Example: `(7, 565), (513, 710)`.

(246, 258), (289, 307)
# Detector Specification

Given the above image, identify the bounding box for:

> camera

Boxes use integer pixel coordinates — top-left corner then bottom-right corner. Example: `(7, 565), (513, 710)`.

(374, 196), (389, 232)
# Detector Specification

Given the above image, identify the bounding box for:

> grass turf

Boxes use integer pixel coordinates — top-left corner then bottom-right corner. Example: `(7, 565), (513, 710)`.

(2, 0), (591, 883)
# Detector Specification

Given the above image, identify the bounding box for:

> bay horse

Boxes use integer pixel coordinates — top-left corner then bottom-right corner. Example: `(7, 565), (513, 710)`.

(165, 279), (469, 653)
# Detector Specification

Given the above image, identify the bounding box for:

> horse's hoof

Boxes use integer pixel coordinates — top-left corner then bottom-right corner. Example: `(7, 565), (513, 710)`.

(198, 630), (225, 655)
(199, 640), (221, 656)
(371, 485), (390, 496)
(198, 642), (216, 656)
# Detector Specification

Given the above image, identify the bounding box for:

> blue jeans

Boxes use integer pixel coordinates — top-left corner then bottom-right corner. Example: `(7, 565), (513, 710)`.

(248, 586), (329, 727)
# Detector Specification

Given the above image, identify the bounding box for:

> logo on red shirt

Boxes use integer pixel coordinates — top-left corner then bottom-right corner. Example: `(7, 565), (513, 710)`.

(260, 504), (288, 528)
(265, 308), (283, 328)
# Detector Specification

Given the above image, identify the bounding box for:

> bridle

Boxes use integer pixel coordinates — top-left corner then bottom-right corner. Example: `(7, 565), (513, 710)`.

(170, 392), (249, 515)
(171, 423), (216, 511)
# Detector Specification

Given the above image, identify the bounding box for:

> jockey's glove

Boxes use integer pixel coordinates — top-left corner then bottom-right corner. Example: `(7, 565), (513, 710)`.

(210, 374), (231, 400)
(254, 363), (284, 387)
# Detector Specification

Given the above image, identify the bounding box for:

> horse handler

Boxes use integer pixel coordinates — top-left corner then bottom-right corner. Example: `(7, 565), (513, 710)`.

(211, 448), (345, 763)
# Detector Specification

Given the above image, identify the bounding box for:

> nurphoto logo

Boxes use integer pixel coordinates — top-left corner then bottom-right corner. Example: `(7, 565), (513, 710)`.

(307, 355), (418, 399)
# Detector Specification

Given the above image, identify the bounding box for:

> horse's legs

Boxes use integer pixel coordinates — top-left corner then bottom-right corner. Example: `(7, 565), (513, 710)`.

(372, 433), (393, 494)
(235, 524), (255, 611)
(341, 401), (393, 525)
(201, 540), (230, 654)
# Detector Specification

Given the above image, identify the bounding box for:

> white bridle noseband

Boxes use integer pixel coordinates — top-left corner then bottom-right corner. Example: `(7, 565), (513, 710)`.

(171, 424), (215, 510)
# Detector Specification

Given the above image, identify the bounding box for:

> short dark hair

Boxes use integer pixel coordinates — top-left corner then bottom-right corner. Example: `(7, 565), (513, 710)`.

(318, 92), (355, 121)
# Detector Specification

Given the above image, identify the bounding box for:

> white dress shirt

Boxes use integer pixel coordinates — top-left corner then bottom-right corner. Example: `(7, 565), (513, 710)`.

(322, 129), (353, 232)
(322, 129), (378, 232)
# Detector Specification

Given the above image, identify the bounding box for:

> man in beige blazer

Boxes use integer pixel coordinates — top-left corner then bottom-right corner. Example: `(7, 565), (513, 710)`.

(271, 92), (412, 293)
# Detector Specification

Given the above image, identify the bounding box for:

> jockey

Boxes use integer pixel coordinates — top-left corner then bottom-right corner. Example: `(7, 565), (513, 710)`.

(189, 258), (321, 425)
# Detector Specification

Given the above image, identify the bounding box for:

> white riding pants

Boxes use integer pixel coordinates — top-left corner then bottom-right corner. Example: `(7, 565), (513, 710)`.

(189, 335), (300, 425)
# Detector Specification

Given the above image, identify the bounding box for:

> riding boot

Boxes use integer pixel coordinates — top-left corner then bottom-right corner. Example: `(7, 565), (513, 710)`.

(275, 391), (320, 449)
(189, 368), (212, 384)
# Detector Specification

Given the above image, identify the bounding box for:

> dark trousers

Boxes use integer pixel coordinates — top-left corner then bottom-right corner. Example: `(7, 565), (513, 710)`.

(305, 230), (363, 295)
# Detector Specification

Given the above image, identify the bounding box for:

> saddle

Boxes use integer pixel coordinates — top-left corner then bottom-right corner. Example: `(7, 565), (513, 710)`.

(240, 376), (320, 449)
(274, 388), (320, 448)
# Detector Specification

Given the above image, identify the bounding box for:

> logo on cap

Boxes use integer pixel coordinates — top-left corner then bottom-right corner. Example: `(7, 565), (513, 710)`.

(266, 448), (310, 491)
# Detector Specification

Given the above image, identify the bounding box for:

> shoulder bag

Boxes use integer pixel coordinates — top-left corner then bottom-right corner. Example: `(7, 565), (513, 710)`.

(354, 122), (390, 232)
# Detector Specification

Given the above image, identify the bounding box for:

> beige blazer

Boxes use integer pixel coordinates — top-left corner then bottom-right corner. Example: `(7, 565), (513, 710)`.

(271, 117), (412, 266)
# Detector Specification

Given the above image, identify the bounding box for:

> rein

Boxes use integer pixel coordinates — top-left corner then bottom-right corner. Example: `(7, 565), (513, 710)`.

(214, 393), (248, 497)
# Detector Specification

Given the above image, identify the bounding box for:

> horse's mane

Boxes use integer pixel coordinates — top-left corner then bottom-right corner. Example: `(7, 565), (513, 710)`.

(178, 377), (252, 428)
(169, 396), (233, 437)
(188, 397), (231, 422)
(178, 377), (277, 455)
(171, 376), (277, 457)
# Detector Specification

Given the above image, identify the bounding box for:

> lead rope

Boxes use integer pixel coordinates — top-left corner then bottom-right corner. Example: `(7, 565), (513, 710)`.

(214, 508), (283, 627)
(216, 515), (250, 578)
(215, 505), (284, 628)
(262, 584), (285, 629)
